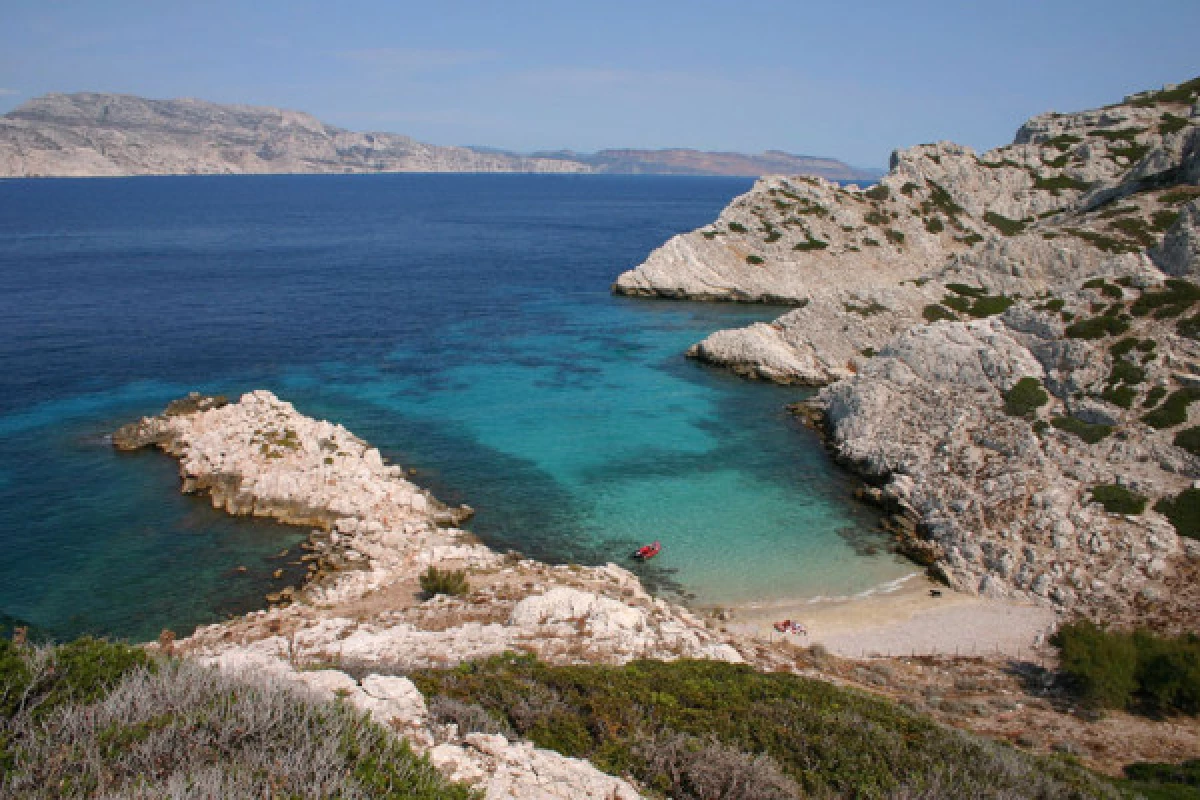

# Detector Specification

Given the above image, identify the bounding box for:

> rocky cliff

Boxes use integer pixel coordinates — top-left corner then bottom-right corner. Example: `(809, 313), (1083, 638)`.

(0, 92), (877, 179)
(618, 77), (1200, 630)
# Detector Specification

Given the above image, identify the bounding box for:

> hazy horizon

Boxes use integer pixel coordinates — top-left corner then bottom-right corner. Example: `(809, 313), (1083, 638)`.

(2, 0), (1198, 168)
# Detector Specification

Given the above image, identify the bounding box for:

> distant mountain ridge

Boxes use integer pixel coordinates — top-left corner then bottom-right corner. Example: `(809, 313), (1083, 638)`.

(0, 92), (879, 179)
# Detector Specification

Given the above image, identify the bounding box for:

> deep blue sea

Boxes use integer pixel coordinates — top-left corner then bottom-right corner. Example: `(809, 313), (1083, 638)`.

(0, 174), (912, 642)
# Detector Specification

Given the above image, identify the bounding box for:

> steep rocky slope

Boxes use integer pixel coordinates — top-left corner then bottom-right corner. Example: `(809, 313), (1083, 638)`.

(618, 78), (1200, 630)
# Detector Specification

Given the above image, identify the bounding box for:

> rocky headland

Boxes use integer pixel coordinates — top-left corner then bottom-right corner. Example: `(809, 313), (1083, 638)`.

(114, 390), (755, 799)
(0, 92), (878, 180)
(616, 77), (1200, 633)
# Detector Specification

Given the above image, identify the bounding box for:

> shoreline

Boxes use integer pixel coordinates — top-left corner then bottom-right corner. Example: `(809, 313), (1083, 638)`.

(723, 572), (1059, 660)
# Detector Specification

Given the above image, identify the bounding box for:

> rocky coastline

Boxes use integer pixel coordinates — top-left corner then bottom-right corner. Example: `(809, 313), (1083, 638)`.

(114, 389), (761, 799)
(617, 78), (1200, 633)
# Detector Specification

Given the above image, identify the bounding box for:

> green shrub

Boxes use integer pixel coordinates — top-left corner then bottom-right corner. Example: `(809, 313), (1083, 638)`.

(924, 216), (944, 234)
(1120, 759), (1200, 800)
(792, 235), (828, 252)
(412, 654), (1115, 799)
(1101, 385), (1137, 409)
(864, 210), (889, 225)
(1132, 76), (1200, 106)
(1151, 210), (1181, 232)
(1034, 174), (1091, 192)
(1064, 315), (1130, 339)
(1142, 388), (1200, 428)
(1145, 386), (1168, 408)
(419, 566), (471, 597)
(1067, 228), (1142, 253)
(1052, 620), (1138, 709)
(1108, 359), (1146, 386)
(728, 222), (747, 233)
(946, 283), (987, 297)
(1083, 278), (1124, 298)
(884, 228), (905, 245)
(1051, 415), (1113, 443)
(1003, 377), (1049, 418)
(0, 637), (149, 720)
(1156, 488), (1200, 539)
(745, 254), (765, 265)
(1042, 133), (1082, 152)
(1175, 426), (1200, 457)
(865, 184), (890, 201)
(1131, 279), (1200, 319)
(1053, 620), (1200, 717)
(983, 211), (1026, 235)
(900, 182), (919, 196)
(1090, 484), (1147, 514)
(1180, 314), (1200, 340)
(922, 304), (957, 323)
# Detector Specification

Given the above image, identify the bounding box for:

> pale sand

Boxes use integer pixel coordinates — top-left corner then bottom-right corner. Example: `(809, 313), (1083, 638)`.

(724, 573), (1060, 659)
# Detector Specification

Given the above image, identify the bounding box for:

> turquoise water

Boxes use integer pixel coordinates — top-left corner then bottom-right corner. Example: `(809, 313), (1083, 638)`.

(0, 174), (912, 641)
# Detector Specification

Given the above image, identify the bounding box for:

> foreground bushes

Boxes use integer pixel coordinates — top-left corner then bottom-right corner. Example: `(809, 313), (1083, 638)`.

(413, 653), (1116, 799)
(0, 637), (475, 799)
(1053, 620), (1200, 715)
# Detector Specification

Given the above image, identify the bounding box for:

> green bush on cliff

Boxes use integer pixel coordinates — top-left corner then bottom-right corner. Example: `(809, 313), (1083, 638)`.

(1003, 377), (1049, 418)
(1132, 279), (1200, 319)
(983, 210), (1026, 236)
(1090, 484), (1147, 515)
(412, 654), (1116, 799)
(1064, 314), (1130, 340)
(1174, 426), (1200, 457)
(1155, 488), (1200, 540)
(1142, 388), (1200, 429)
(1051, 415), (1113, 444)
(745, 254), (765, 265)
(922, 304), (957, 323)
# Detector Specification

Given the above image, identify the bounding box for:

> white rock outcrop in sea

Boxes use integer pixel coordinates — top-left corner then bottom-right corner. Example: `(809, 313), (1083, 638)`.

(115, 390), (752, 795)
(626, 78), (1200, 629)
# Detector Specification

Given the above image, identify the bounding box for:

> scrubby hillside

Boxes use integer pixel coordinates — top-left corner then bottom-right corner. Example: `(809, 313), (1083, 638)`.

(617, 77), (1200, 631)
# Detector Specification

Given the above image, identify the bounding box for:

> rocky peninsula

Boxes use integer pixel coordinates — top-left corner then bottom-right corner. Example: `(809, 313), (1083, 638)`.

(114, 390), (752, 799)
(616, 77), (1200, 633)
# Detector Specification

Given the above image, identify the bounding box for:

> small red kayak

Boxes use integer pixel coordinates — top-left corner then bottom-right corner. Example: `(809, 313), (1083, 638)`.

(632, 541), (661, 560)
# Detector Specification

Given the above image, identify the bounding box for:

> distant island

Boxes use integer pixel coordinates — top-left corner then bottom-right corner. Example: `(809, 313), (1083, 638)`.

(0, 92), (881, 180)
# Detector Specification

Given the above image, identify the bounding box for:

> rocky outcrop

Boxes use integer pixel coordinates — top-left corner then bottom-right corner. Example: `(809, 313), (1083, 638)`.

(626, 77), (1200, 628)
(117, 390), (751, 796)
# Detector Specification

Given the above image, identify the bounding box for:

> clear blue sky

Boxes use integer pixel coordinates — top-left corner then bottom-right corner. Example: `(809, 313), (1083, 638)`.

(2, 0), (1197, 167)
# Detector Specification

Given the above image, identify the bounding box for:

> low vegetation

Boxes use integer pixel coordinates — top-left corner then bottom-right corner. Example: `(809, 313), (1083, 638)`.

(1142, 388), (1200, 429)
(1052, 619), (1200, 715)
(1064, 314), (1131, 340)
(0, 637), (475, 799)
(922, 304), (957, 323)
(1089, 484), (1147, 515)
(792, 234), (828, 252)
(412, 654), (1117, 799)
(1051, 415), (1113, 444)
(419, 566), (471, 597)
(1003, 377), (1049, 418)
(1155, 488), (1200, 540)
(983, 210), (1026, 236)
(1131, 279), (1200, 319)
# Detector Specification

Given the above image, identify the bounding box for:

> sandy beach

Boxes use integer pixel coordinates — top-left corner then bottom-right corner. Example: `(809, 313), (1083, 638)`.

(725, 573), (1060, 660)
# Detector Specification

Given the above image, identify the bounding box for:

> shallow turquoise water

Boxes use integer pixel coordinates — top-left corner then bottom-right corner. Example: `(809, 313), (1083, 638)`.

(0, 174), (912, 641)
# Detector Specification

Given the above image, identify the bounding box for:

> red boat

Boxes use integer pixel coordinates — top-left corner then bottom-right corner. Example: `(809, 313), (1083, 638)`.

(632, 541), (661, 560)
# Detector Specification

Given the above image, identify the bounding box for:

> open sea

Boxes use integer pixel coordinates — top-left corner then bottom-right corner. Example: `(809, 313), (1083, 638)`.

(0, 173), (913, 642)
